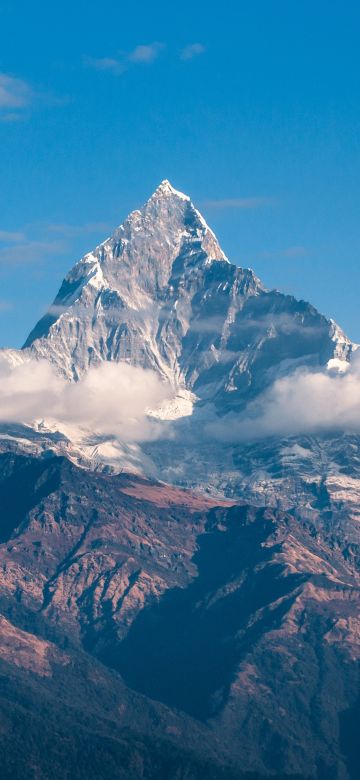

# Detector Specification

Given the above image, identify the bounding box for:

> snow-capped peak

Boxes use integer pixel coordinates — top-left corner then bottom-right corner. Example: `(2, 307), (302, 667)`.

(21, 180), (351, 408)
(151, 179), (190, 201)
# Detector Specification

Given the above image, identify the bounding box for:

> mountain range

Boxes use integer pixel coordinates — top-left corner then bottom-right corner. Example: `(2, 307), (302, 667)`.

(0, 180), (359, 780)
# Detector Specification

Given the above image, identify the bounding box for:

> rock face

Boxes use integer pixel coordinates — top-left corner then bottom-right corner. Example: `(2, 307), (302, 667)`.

(0, 452), (359, 780)
(0, 181), (359, 779)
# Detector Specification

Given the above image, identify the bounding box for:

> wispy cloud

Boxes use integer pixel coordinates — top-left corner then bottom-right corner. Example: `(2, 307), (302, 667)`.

(180, 43), (206, 61)
(202, 197), (278, 210)
(261, 246), (309, 260)
(0, 71), (68, 122)
(0, 219), (112, 267)
(0, 111), (27, 123)
(233, 312), (324, 336)
(83, 56), (126, 75)
(0, 73), (32, 108)
(189, 315), (226, 333)
(47, 304), (68, 317)
(85, 42), (206, 72)
(0, 239), (66, 266)
(0, 229), (26, 243)
(84, 43), (165, 75)
(128, 42), (164, 63)
(0, 72), (32, 121)
(45, 222), (111, 238)
(0, 300), (12, 312)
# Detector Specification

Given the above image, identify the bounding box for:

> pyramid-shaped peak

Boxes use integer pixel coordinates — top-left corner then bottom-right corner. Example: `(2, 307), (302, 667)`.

(151, 179), (190, 202)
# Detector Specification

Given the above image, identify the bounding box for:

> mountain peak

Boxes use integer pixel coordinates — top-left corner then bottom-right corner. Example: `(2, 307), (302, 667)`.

(151, 179), (190, 202)
(22, 179), (349, 397)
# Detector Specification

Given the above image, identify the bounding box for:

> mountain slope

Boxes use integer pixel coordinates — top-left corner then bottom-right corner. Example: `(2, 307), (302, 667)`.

(0, 452), (358, 779)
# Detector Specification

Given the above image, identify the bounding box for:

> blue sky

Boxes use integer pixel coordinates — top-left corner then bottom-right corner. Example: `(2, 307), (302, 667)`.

(1, 0), (360, 346)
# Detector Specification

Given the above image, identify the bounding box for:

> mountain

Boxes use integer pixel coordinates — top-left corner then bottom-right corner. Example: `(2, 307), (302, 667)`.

(23, 180), (350, 403)
(0, 181), (359, 779)
(0, 452), (358, 780)
(10, 180), (359, 538)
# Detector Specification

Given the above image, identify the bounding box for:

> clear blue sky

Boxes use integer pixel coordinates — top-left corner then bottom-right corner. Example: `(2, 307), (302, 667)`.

(1, 0), (360, 346)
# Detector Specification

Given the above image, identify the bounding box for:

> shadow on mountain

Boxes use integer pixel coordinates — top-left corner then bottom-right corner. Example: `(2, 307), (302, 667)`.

(339, 691), (360, 780)
(101, 505), (304, 720)
(0, 453), (62, 544)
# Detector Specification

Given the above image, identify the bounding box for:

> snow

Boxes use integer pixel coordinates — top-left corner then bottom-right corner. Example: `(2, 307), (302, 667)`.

(152, 179), (190, 201)
(327, 357), (350, 373)
(148, 391), (196, 421)
(87, 261), (106, 290)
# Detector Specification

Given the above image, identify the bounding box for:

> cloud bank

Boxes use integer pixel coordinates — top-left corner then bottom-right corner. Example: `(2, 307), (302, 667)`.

(3, 350), (359, 449)
(0, 358), (170, 442)
(208, 354), (360, 442)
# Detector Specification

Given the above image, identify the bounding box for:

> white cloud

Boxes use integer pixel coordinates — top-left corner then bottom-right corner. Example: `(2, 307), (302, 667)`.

(128, 43), (164, 63)
(83, 56), (125, 75)
(0, 72), (67, 121)
(0, 73), (32, 109)
(207, 354), (360, 442)
(0, 72), (32, 121)
(180, 43), (206, 61)
(0, 358), (170, 443)
(84, 43), (164, 75)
